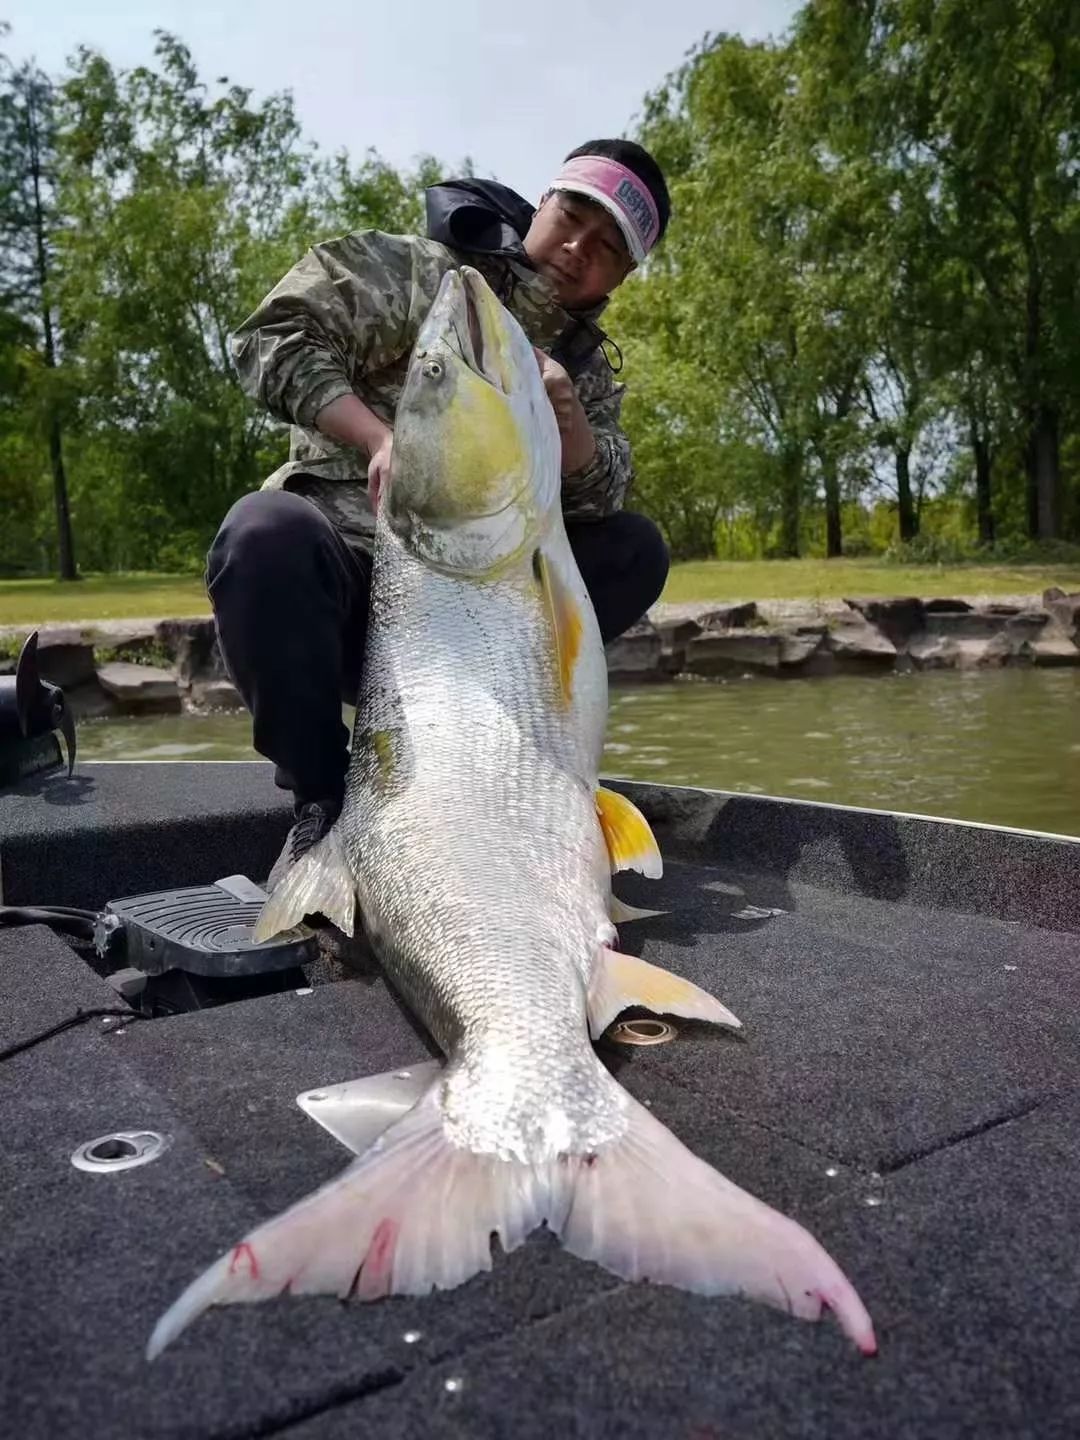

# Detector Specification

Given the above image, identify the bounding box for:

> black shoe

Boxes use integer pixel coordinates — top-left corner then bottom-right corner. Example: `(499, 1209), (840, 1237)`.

(267, 799), (340, 892)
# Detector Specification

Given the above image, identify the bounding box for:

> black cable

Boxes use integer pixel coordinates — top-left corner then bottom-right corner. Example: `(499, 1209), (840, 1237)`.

(0, 905), (100, 940)
(0, 1006), (147, 1064)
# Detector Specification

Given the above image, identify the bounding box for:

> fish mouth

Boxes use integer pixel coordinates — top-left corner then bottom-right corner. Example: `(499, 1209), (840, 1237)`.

(449, 269), (512, 394)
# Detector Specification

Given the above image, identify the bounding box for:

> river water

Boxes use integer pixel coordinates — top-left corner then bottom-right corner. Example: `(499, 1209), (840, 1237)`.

(76, 669), (1080, 837)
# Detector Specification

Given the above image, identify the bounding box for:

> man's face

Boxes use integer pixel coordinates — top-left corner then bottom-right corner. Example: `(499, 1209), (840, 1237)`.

(523, 191), (636, 310)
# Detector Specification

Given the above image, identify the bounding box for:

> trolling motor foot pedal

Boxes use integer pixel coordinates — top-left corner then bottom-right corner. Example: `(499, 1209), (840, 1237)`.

(95, 874), (318, 978)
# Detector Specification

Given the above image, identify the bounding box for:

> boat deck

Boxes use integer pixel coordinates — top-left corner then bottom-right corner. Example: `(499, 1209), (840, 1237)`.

(2, 763), (1078, 1439)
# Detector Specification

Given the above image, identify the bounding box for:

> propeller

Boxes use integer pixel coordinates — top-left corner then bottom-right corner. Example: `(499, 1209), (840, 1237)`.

(0, 631), (77, 777)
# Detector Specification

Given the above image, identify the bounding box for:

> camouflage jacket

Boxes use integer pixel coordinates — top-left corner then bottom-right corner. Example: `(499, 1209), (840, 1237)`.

(230, 231), (633, 552)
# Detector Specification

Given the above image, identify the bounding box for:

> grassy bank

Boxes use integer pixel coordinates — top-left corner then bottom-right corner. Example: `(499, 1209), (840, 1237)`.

(1, 559), (1078, 629)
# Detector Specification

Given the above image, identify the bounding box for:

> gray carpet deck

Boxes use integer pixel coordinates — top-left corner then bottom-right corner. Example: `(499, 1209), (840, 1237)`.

(1, 764), (1078, 1439)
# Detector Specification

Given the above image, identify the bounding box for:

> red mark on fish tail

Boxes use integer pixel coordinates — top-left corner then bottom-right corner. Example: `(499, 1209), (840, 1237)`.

(228, 1242), (260, 1280)
(356, 1218), (399, 1301)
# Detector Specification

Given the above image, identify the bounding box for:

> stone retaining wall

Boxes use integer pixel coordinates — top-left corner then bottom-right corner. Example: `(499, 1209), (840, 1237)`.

(2, 588), (1078, 718)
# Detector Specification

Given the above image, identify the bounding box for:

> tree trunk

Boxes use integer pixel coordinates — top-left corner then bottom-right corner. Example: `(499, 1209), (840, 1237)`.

(896, 445), (917, 541)
(971, 428), (995, 547)
(27, 80), (78, 580)
(1026, 404), (1060, 541)
(47, 414), (77, 580)
(822, 455), (842, 558)
(779, 449), (801, 558)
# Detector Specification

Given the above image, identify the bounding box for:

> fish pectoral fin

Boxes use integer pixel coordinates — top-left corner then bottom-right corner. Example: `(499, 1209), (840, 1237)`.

(596, 787), (663, 879)
(253, 828), (357, 943)
(147, 1085), (566, 1361)
(559, 1089), (878, 1356)
(533, 548), (583, 705)
(297, 1060), (444, 1156)
(609, 895), (666, 925)
(587, 946), (741, 1040)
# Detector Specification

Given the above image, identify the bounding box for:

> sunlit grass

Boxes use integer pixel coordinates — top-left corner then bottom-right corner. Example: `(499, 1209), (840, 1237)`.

(660, 558), (1080, 604)
(1, 557), (1077, 631)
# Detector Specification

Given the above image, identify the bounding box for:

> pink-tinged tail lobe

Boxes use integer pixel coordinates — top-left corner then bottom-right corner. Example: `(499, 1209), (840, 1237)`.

(148, 1079), (875, 1361)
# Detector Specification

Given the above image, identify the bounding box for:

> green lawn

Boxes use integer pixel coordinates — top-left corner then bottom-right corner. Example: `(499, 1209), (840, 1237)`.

(0, 559), (1077, 630)
(661, 558), (1080, 604)
(0, 573), (210, 628)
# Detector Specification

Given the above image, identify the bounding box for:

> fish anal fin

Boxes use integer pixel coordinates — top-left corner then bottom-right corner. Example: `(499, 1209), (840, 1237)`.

(588, 945), (741, 1040)
(534, 549), (583, 705)
(254, 828), (356, 943)
(596, 787), (663, 879)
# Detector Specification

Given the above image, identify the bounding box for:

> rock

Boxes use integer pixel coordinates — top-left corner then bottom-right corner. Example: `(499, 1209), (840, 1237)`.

(1042, 588), (1080, 640)
(34, 629), (97, 689)
(96, 662), (181, 714)
(1029, 634), (1080, 667)
(1003, 610), (1050, 641)
(985, 604), (1022, 617)
(824, 621), (897, 668)
(653, 616), (702, 675)
(684, 629), (783, 676)
(190, 678), (244, 709)
(66, 680), (122, 721)
(922, 610), (1010, 640)
(698, 601), (759, 631)
(906, 634), (1011, 670)
(778, 633), (826, 671)
(843, 597), (925, 647)
(606, 620), (664, 682)
(155, 617), (224, 684)
(923, 598), (973, 613)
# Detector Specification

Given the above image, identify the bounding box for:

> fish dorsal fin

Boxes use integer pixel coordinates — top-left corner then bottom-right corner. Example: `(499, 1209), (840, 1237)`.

(587, 946), (742, 1040)
(533, 549), (582, 705)
(596, 786), (663, 878)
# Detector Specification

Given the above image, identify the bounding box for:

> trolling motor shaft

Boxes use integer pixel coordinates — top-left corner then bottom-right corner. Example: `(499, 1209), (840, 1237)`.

(0, 631), (77, 787)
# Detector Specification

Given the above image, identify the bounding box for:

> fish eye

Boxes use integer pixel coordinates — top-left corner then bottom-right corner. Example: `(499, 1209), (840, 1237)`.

(423, 359), (444, 380)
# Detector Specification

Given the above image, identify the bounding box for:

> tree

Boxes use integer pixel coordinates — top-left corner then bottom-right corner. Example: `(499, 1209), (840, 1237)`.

(0, 37), (77, 578)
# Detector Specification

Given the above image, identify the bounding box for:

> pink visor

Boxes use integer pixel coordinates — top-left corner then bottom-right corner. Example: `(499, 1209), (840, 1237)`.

(550, 155), (660, 263)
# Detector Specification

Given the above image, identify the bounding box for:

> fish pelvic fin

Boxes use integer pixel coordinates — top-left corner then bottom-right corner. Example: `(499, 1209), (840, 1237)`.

(588, 946), (741, 1040)
(596, 787), (663, 879)
(561, 1088), (878, 1356)
(609, 895), (665, 926)
(147, 1085), (569, 1361)
(253, 827), (356, 943)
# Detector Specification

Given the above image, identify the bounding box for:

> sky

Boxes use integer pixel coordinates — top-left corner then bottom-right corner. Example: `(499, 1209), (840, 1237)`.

(3, 0), (800, 200)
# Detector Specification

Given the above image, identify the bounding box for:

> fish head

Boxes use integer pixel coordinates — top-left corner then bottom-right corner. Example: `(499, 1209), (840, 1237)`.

(387, 266), (561, 576)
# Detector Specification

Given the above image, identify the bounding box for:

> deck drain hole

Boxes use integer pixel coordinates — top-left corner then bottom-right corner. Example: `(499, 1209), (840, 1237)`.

(610, 1019), (678, 1046)
(71, 1131), (171, 1174)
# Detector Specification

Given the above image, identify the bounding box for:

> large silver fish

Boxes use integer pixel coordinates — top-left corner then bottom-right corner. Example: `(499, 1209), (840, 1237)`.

(148, 268), (876, 1360)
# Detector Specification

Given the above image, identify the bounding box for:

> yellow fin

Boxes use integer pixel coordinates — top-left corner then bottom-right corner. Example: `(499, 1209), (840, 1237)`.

(588, 946), (742, 1040)
(596, 786), (663, 879)
(534, 550), (583, 705)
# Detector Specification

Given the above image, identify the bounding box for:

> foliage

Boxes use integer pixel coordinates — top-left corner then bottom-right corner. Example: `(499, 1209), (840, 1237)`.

(1, 8), (1078, 578)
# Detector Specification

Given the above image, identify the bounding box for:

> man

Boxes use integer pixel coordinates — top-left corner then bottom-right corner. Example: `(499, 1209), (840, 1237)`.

(208, 138), (671, 887)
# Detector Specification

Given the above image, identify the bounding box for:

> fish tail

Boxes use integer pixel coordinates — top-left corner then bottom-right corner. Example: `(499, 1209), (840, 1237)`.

(146, 1087), (563, 1360)
(147, 1085), (876, 1361)
(558, 1088), (878, 1356)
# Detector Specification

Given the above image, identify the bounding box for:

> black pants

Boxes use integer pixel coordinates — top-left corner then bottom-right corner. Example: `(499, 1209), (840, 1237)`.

(207, 489), (669, 807)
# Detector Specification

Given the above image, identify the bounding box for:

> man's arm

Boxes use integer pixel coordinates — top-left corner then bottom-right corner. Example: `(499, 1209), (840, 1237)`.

(230, 231), (421, 438)
(536, 348), (633, 520)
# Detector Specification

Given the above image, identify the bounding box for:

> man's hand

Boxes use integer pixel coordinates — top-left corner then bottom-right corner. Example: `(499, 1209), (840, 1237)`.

(367, 430), (393, 510)
(314, 393), (393, 508)
(534, 349), (597, 475)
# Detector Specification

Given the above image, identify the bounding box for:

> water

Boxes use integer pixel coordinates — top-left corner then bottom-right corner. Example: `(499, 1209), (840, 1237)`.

(76, 669), (1080, 837)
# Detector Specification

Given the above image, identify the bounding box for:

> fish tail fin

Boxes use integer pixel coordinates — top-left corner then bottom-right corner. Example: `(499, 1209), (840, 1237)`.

(559, 1090), (877, 1356)
(147, 1088), (559, 1360)
(254, 828), (356, 942)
